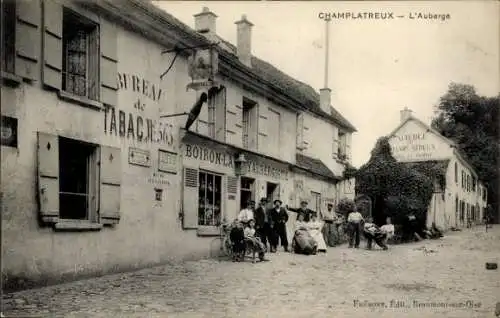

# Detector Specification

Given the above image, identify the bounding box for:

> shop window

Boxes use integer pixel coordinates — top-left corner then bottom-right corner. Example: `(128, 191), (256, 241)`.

(37, 133), (122, 229)
(198, 171), (222, 226)
(62, 9), (99, 100)
(1, 0), (16, 74)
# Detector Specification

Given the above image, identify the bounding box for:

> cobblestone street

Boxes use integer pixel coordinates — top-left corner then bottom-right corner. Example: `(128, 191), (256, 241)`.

(2, 226), (499, 318)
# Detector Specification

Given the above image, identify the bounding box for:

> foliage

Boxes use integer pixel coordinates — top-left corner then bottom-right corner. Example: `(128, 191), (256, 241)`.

(342, 162), (358, 180)
(431, 83), (499, 221)
(355, 137), (434, 227)
(336, 198), (356, 217)
(354, 195), (372, 218)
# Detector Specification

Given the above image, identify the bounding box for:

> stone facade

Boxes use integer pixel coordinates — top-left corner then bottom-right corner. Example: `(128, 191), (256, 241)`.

(1, 0), (356, 290)
(388, 110), (487, 230)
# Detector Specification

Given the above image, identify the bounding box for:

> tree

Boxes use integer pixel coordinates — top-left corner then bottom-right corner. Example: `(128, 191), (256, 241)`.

(431, 83), (499, 222)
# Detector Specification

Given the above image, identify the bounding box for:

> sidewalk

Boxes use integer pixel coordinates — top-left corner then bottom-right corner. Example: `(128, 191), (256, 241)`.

(2, 225), (499, 318)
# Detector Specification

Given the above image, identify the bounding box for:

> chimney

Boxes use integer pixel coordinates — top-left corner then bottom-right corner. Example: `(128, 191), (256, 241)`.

(400, 107), (413, 123)
(319, 88), (331, 114)
(194, 7), (217, 40)
(235, 14), (253, 67)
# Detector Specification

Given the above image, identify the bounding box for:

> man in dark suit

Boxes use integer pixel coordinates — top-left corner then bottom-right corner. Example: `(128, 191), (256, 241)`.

(269, 199), (289, 252)
(288, 200), (314, 222)
(254, 198), (271, 251)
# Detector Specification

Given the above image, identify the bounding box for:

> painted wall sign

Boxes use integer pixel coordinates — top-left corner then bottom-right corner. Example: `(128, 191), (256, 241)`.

(183, 144), (288, 179)
(103, 73), (174, 146)
(128, 147), (151, 167)
(1, 116), (17, 148)
(391, 133), (438, 161)
(148, 173), (171, 186)
(158, 149), (178, 174)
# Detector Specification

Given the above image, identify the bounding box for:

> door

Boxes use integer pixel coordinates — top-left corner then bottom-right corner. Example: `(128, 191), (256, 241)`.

(311, 191), (321, 214)
(240, 177), (255, 210)
(266, 182), (279, 208)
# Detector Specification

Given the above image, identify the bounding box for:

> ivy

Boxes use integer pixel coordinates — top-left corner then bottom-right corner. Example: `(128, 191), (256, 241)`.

(355, 137), (435, 227)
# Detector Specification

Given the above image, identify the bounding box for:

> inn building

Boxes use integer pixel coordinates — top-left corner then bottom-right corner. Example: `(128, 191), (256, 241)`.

(388, 108), (487, 230)
(1, 0), (355, 289)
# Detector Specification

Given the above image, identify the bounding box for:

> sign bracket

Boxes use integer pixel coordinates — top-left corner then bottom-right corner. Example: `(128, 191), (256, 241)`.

(160, 42), (220, 80)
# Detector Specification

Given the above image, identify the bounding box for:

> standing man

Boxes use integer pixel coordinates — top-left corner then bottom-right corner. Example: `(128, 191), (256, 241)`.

(347, 207), (363, 248)
(288, 200), (314, 222)
(269, 199), (289, 252)
(254, 198), (271, 251)
(320, 203), (335, 247)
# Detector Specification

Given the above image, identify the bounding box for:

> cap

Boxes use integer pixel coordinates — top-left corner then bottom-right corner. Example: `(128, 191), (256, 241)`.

(273, 199), (283, 205)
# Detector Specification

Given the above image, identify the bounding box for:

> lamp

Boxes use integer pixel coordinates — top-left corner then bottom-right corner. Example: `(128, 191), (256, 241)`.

(234, 153), (247, 176)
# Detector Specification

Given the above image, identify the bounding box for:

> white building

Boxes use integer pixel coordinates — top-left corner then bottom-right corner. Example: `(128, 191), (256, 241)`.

(388, 108), (487, 230)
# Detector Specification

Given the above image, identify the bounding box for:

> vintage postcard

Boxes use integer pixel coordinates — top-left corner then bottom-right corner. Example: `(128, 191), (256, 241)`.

(1, 0), (498, 317)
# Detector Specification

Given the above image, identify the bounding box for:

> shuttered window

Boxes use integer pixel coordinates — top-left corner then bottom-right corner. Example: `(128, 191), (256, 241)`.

(454, 163), (458, 183)
(1, 1), (16, 74)
(62, 9), (99, 100)
(199, 171), (222, 226)
(37, 132), (121, 228)
(41, 1), (118, 106)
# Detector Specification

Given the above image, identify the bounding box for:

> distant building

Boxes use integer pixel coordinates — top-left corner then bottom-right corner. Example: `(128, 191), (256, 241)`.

(387, 108), (487, 230)
(1, 1), (356, 289)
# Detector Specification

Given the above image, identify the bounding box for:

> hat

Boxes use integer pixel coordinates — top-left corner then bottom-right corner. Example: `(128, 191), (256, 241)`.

(260, 198), (268, 203)
(246, 199), (255, 205)
(273, 199), (283, 205)
(327, 203), (333, 207)
(300, 200), (308, 205)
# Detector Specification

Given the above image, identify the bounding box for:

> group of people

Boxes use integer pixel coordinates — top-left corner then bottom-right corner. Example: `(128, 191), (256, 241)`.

(230, 199), (447, 261)
(346, 209), (394, 250)
(231, 199), (348, 260)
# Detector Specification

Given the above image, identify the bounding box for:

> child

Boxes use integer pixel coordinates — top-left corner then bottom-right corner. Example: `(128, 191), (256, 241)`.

(363, 217), (388, 250)
(244, 220), (266, 261)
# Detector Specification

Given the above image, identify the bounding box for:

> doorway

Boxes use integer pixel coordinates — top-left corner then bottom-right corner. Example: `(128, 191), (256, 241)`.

(266, 182), (280, 209)
(240, 177), (255, 210)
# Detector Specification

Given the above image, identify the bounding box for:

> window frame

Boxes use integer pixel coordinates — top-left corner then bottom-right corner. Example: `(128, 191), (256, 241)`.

(197, 169), (223, 227)
(61, 8), (100, 101)
(58, 136), (99, 224)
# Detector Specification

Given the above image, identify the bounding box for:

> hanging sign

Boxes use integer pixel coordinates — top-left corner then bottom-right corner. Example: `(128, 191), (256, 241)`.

(186, 48), (219, 91)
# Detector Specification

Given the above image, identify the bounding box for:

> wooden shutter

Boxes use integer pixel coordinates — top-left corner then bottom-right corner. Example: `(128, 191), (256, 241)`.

(226, 175), (238, 221)
(100, 19), (118, 106)
(182, 167), (199, 229)
(215, 87), (226, 141)
(42, 0), (63, 90)
(37, 132), (60, 223)
(99, 146), (121, 225)
(15, 0), (41, 81)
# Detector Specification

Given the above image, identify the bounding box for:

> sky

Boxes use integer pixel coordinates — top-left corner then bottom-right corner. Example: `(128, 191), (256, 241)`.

(153, 1), (499, 168)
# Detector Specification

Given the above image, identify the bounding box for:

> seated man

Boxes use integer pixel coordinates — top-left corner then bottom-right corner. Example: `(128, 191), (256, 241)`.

(363, 217), (388, 250)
